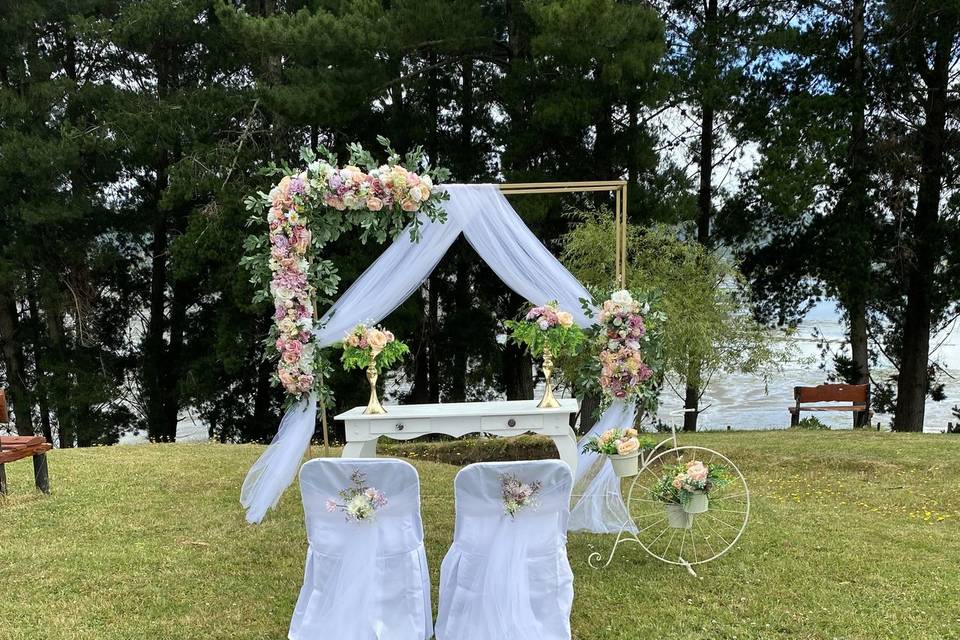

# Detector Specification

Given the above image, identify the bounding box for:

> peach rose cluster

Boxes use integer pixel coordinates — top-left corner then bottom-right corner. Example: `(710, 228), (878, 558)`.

(320, 162), (434, 214)
(584, 427), (643, 456)
(343, 324), (396, 357)
(525, 302), (575, 330)
(672, 460), (710, 492)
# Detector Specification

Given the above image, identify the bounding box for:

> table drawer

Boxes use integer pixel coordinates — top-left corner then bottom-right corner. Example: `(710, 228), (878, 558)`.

(480, 414), (544, 432)
(368, 417), (432, 436)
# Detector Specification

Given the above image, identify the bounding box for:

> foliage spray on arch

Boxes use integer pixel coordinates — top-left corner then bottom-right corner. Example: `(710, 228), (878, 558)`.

(241, 137), (450, 407)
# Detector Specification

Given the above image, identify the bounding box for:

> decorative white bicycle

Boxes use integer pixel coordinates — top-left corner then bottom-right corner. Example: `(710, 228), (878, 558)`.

(588, 417), (750, 577)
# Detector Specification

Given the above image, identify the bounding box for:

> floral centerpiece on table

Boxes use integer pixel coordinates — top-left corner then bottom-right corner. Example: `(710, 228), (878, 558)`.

(582, 427), (654, 477)
(242, 138), (449, 405)
(505, 302), (585, 408)
(500, 473), (543, 519)
(339, 323), (408, 414)
(326, 469), (388, 522)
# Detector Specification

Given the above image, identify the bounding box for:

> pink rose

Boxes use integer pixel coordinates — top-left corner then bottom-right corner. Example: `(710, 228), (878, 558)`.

(366, 196), (384, 211)
(401, 199), (419, 212)
(278, 369), (296, 389)
(297, 374), (314, 391)
(367, 329), (388, 352)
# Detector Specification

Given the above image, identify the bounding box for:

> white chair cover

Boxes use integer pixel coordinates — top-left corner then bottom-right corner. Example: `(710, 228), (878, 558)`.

(435, 460), (574, 640)
(290, 458), (432, 640)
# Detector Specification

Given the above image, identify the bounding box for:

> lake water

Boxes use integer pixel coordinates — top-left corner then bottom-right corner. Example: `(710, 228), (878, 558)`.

(654, 301), (959, 433)
(116, 300), (957, 443)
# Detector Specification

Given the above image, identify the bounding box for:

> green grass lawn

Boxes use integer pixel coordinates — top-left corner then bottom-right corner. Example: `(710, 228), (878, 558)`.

(2, 430), (959, 640)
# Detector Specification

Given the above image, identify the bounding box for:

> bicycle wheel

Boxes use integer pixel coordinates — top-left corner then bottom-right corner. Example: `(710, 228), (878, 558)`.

(623, 445), (749, 567)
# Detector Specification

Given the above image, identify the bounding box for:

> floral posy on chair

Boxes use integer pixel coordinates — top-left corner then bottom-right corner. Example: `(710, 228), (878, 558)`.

(325, 469), (388, 522)
(500, 474), (543, 519)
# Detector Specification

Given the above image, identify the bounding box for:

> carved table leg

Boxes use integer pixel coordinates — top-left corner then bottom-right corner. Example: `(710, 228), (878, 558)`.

(552, 432), (579, 479)
(342, 439), (378, 459)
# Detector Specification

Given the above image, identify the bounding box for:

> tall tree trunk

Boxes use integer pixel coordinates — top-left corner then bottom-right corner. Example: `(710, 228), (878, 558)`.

(144, 207), (169, 441)
(159, 277), (189, 442)
(250, 336), (275, 442)
(894, 19), (954, 432)
(849, 298), (870, 427)
(847, 0), (871, 428)
(0, 292), (34, 436)
(682, 381), (700, 432)
(503, 341), (534, 400)
(40, 289), (77, 447)
(684, 0), (718, 432)
(26, 290), (53, 443)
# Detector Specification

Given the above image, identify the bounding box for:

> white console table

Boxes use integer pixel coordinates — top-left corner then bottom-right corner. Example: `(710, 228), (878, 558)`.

(335, 399), (580, 476)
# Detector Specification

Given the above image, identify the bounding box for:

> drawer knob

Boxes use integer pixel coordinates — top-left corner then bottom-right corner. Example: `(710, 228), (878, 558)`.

(395, 423), (405, 431)
(507, 418), (517, 428)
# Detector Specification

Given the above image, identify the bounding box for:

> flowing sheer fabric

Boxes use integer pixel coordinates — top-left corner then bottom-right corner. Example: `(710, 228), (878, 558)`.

(568, 400), (638, 533)
(435, 461), (574, 640)
(289, 459), (432, 640)
(241, 184), (633, 534)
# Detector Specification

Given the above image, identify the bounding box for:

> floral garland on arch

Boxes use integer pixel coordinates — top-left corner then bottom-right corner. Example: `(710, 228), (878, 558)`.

(242, 138), (449, 403)
(566, 288), (665, 419)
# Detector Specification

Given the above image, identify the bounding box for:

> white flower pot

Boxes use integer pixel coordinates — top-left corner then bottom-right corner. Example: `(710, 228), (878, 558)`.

(608, 451), (640, 478)
(665, 504), (692, 529)
(684, 491), (709, 514)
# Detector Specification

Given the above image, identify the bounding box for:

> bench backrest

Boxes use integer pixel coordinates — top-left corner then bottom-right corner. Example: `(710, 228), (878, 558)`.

(0, 389), (7, 424)
(794, 383), (868, 405)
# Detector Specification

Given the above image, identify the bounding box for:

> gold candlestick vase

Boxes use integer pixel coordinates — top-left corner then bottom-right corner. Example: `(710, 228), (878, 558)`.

(364, 360), (386, 415)
(537, 345), (561, 409)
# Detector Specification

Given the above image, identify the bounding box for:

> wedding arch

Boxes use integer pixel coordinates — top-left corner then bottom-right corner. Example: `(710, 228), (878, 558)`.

(241, 181), (636, 534)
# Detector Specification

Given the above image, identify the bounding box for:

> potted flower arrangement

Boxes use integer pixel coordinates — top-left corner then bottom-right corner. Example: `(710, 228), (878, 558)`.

(651, 469), (691, 529)
(340, 323), (409, 414)
(656, 459), (732, 518)
(505, 302), (584, 408)
(581, 428), (654, 477)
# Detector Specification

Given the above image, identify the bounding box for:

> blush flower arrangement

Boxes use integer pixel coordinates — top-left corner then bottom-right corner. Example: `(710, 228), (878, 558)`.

(242, 138), (449, 404)
(504, 302), (584, 359)
(500, 473), (543, 519)
(326, 469), (388, 522)
(339, 323), (409, 373)
(582, 427), (654, 477)
(654, 459), (732, 516)
(581, 427), (654, 457)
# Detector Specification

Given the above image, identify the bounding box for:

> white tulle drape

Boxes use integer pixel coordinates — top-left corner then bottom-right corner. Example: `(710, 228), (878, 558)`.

(241, 184), (634, 534)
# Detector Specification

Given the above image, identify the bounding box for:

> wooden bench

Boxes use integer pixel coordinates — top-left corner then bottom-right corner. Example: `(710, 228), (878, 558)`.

(0, 435), (52, 495)
(789, 383), (870, 428)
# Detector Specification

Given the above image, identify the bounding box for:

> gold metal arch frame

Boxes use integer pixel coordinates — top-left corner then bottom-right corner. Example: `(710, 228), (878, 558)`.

(317, 179), (629, 456)
(498, 180), (629, 288)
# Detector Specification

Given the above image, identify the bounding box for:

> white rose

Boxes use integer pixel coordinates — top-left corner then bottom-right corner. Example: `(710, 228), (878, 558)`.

(421, 174), (433, 188)
(610, 289), (633, 305)
(537, 319), (550, 330)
